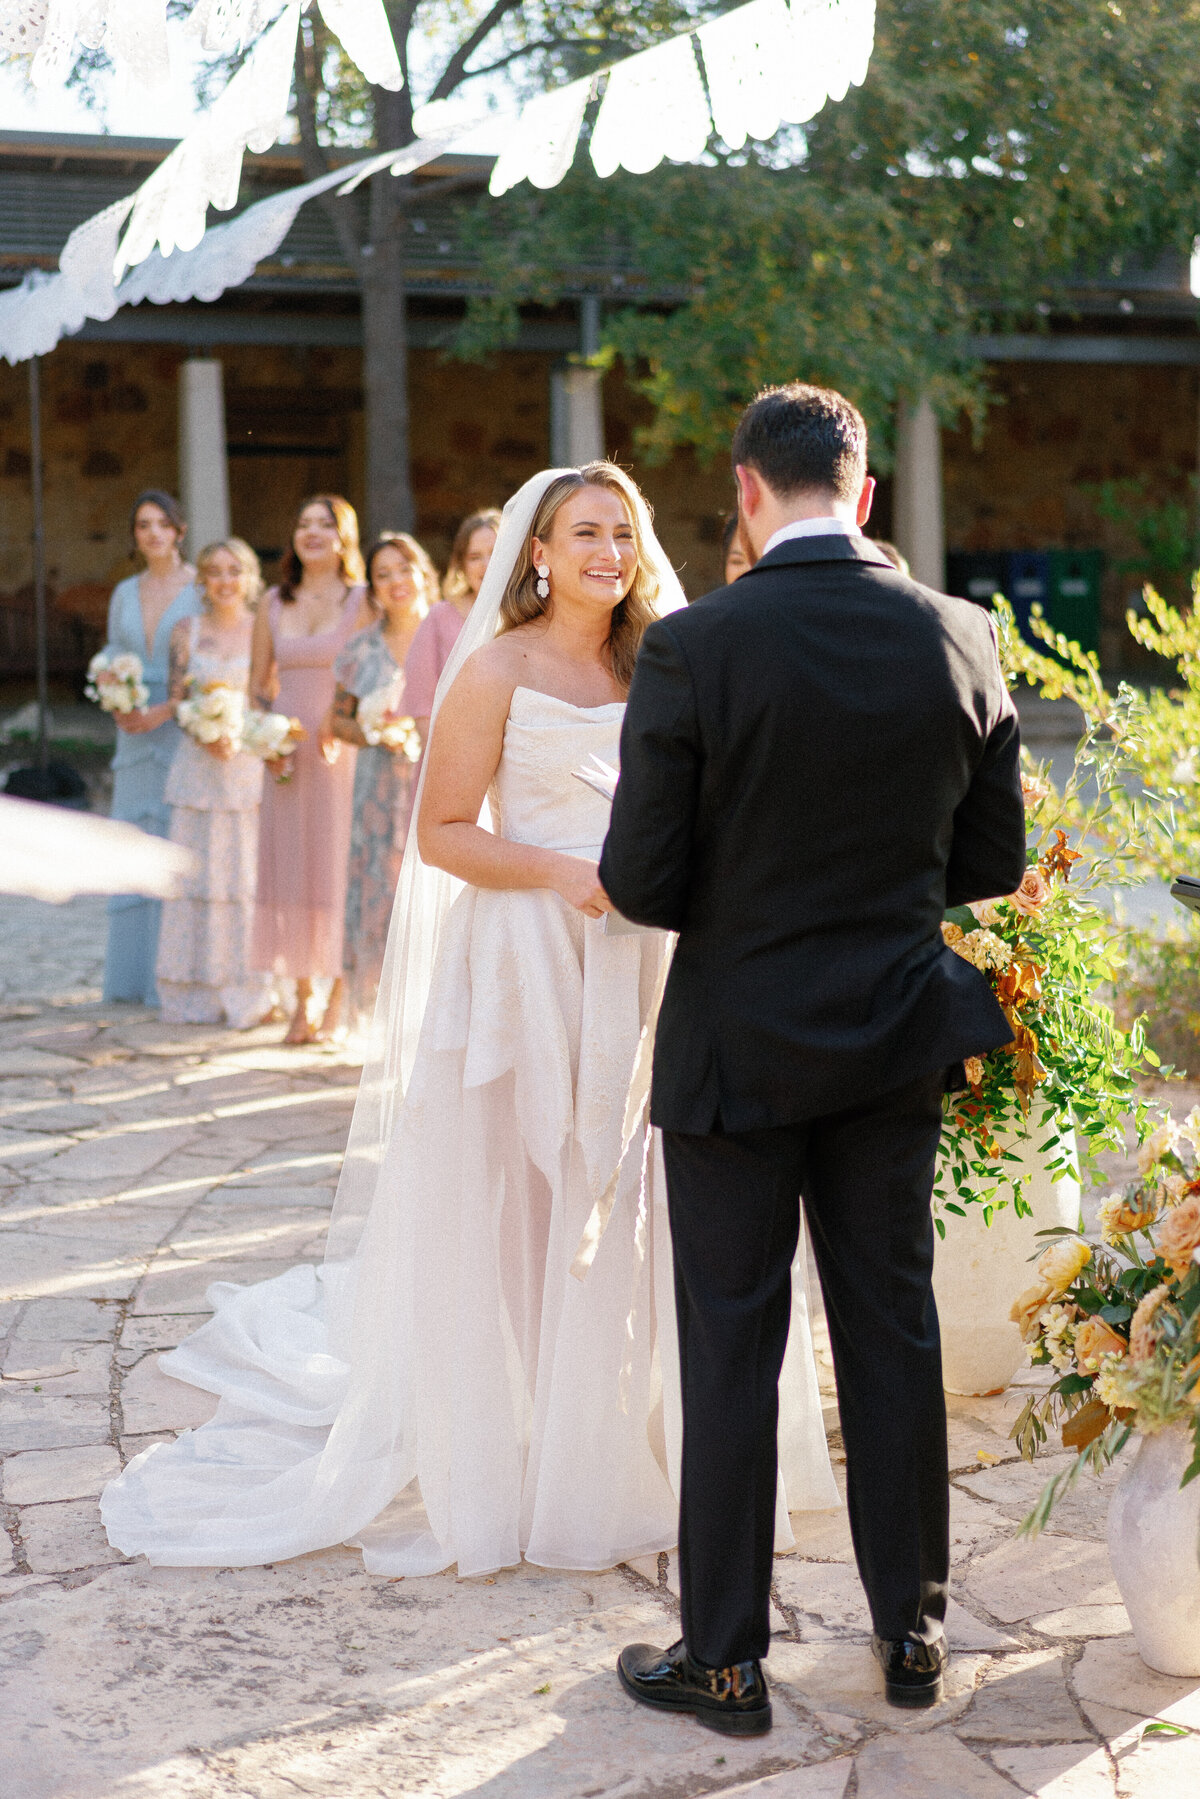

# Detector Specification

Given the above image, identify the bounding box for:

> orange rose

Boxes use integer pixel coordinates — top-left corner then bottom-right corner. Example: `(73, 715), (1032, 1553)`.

(964, 1055), (984, 1086)
(1074, 1317), (1127, 1373)
(1010, 867), (1051, 917)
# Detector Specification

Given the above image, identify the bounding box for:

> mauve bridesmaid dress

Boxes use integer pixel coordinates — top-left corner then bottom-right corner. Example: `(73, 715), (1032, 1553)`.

(252, 586), (364, 979)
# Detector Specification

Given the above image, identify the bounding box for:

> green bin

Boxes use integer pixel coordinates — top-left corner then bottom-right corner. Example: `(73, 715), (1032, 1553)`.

(1047, 550), (1103, 656)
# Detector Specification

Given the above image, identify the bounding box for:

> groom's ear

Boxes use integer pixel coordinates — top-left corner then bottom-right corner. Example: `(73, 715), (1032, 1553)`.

(856, 476), (876, 529)
(735, 464), (763, 519)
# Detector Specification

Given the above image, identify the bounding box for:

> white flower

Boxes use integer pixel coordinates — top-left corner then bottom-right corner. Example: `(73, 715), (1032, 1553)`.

(1180, 1107), (1200, 1156)
(1094, 1356), (1132, 1409)
(357, 684), (422, 759)
(1041, 1302), (1078, 1373)
(85, 648), (148, 714)
(1138, 1118), (1182, 1176)
(951, 928), (1013, 974)
(1172, 754), (1198, 788)
(176, 683), (245, 747)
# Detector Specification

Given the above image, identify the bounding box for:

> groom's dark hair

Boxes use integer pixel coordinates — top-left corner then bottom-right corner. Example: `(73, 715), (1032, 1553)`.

(732, 383), (867, 502)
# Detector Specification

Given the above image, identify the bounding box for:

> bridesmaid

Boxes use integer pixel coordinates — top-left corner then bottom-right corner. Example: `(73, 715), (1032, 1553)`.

(331, 532), (439, 1029)
(156, 539), (269, 1029)
(102, 490), (202, 1004)
(404, 506), (499, 743)
(250, 494), (372, 1045)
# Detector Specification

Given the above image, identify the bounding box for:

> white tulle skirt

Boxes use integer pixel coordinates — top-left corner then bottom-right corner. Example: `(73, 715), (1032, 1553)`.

(102, 883), (838, 1574)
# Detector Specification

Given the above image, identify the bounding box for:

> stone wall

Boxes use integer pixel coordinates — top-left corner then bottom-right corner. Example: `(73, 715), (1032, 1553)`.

(0, 339), (739, 684)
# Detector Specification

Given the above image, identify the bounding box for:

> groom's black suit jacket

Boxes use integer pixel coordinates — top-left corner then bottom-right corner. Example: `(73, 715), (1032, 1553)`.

(599, 533), (1028, 1134)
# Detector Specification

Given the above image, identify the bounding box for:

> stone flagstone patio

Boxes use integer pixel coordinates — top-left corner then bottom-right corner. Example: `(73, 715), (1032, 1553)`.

(2, 890), (1199, 1798)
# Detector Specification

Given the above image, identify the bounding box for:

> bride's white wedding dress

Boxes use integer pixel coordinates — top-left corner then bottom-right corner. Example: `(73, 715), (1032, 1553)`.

(103, 691), (837, 1577)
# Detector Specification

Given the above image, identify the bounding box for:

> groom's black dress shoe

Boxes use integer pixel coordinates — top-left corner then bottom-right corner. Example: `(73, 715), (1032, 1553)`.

(871, 1632), (948, 1708)
(617, 1639), (771, 1736)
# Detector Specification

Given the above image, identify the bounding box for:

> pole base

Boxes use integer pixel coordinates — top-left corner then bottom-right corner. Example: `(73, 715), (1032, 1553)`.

(4, 762), (89, 808)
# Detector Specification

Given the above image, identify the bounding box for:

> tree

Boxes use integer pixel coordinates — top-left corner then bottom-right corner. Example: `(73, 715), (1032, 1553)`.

(456, 0), (1200, 466)
(287, 1), (718, 535)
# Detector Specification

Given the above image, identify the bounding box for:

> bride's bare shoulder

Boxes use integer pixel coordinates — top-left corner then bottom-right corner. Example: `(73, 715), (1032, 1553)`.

(441, 638), (524, 717)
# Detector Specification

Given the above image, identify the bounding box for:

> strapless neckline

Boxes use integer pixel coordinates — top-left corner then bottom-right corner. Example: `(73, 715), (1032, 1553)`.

(511, 684), (624, 717)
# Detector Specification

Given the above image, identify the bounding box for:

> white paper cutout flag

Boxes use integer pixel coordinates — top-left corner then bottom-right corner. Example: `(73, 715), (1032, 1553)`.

(590, 35), (711, 179)
(490, 77), (594, 197)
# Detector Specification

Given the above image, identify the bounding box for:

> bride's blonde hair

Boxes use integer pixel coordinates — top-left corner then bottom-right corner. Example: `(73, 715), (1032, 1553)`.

(498, 461), (662, 691)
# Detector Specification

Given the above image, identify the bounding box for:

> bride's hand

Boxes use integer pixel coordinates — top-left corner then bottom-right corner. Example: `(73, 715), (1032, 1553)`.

(553, 856), (612, 918)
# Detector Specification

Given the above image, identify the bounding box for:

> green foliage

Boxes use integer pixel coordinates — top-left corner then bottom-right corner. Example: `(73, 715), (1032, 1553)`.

(459, 0), (1200, 462)
(931, 642), (1167, 1222)
(1082, 476), (1199, 588)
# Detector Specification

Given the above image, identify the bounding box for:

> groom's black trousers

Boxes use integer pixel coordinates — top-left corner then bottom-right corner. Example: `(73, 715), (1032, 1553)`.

(661, 1069), (950, 1670)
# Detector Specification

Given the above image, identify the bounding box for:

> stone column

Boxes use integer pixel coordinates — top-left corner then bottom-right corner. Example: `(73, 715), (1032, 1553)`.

(178, 359), (231, 552)
(892, 393), (945, 589)
(550, 366), (604, 466)
(550, 296), (604, 466)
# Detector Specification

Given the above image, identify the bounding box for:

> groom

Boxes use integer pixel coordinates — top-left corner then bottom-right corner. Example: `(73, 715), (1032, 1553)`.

(599, 383), (1027, 1735)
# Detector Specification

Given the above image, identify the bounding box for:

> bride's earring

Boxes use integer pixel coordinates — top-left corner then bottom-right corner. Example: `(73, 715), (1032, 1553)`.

(535, 562), (551, 600)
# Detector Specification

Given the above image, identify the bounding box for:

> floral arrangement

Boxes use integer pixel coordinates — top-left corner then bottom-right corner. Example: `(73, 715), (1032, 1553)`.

(85, 649), (148, 715)
(241, 709), (307, 782)
(1010, 1117), (1200, 1531)
(934, 618), (1165, 1228)
(175, 680), (245, 749)
(356, 684), (422, 760)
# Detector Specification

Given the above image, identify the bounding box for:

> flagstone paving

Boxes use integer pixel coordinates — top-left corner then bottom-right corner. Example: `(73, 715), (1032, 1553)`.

(2, 890), (1198, 1798)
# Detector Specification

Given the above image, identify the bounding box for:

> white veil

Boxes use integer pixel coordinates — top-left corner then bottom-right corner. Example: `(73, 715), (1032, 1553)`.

(324, 465), (688, 1271)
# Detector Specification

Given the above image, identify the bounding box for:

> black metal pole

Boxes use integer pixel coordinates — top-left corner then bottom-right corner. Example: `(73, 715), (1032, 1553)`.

(29, 354), (48, 774)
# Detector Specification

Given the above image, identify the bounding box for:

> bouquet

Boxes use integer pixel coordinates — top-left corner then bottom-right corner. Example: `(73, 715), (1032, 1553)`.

(175, 680), (245, 749)
(356, 684), (422, 761)
(241, 709), (307, 782)
(85, 649), (149, 715)
(1010, 1118), (1200, 1531)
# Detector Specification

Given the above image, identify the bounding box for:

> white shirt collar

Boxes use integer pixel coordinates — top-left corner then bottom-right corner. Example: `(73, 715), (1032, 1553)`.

(761, 516), (862, 559)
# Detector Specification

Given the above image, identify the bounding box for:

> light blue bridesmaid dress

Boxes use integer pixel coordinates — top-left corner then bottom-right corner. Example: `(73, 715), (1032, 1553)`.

(102, 574), (203, 1005)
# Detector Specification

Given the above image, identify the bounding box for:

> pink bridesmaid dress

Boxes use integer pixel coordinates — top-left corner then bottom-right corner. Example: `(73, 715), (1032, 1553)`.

(403, 599), (468, 720)
(252, 586), (365, 979)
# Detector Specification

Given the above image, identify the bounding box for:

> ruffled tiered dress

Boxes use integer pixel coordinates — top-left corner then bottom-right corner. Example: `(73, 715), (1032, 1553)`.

(156, 618), (268, 1028)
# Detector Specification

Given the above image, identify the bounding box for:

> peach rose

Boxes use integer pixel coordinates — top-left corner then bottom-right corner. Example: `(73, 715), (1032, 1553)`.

(1036, 1239), (1092, 1293)
(969, 899), (1004, 927)
(1021, 772), (1052, 809)
(1128, 1285), (1173, 1363)
(1010, 1281), (1053, 1343)
(964, 1055), (985, 1086)
(941, 921), (965, 947)
(1074, 1317), (1127, 1373)
(1010, 866), (1051, 917)
(1155, 1192), (1200, 1279)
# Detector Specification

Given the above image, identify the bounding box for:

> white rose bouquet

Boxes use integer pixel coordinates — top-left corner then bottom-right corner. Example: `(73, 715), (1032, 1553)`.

(85, 649), (149, 715)
(356, 684), (422, 761)
(241, 709), (307, 782)
(175, 680), (246, 749)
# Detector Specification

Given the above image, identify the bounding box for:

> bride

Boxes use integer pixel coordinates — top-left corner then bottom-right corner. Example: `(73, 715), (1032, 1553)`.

(102, 465), (838, 1576)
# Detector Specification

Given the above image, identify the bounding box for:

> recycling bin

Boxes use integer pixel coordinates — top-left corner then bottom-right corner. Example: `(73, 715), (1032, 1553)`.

(1047, 549), (1103, 656)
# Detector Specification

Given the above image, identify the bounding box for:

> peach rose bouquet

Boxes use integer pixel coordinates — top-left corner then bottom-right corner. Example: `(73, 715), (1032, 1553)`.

(1010, 1112), (1200, 1534)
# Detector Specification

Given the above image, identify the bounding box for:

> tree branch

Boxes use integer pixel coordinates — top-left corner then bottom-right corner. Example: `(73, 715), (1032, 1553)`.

(427, 0), (526, 104)
(294, 23), (364, 272)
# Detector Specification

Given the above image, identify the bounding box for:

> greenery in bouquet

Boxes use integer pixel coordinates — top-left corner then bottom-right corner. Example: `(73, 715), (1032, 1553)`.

(935, 622), (1167, 1228)
(1009, 1119), (1200, 1534)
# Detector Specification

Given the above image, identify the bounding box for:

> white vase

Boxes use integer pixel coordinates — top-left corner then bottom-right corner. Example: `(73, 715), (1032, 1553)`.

(932, 1119), (1080, 1396)
(1107, 1427), (1200, 1676)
